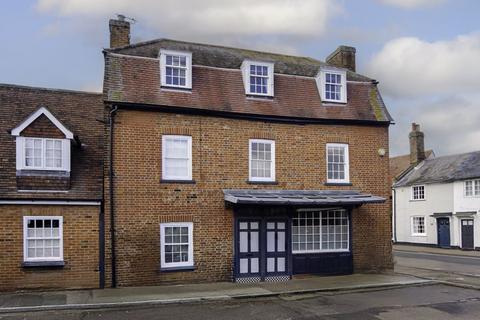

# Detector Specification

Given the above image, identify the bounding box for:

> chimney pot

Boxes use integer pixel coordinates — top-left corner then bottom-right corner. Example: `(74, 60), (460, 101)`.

(326, 45), (356, 72)
(409, 122), (426, 165)
(109, 15), (130, 48)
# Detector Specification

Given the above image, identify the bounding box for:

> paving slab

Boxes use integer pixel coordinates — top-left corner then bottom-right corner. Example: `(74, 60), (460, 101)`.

(0, 273), (431, 313)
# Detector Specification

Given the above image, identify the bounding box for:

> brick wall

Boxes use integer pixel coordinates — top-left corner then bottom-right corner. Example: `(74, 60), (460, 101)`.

(0, 205), (100, 291)
(21, 114), (65, 139)
(106, 109), (392, 287)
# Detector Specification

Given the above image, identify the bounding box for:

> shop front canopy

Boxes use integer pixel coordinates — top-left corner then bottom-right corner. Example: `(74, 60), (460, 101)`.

(223, 189), (385, 206)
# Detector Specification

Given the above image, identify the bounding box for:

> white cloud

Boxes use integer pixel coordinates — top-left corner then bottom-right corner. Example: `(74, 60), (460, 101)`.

(367, 33), (480, 98)
(389, 95), (480, 156)
(36, 0), (339, 39)
(378, 0), (446, 9)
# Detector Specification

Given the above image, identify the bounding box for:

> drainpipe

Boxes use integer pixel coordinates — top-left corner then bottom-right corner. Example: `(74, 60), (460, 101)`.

(392, 187), (397, 243)
(109, 105), (118, 288)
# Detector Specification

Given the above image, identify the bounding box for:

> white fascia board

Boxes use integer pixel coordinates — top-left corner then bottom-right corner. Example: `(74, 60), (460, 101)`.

(11, 107), (74, 139)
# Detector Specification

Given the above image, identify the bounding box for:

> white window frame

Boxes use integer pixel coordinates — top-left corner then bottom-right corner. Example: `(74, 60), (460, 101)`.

(161, 135), (193, 181)
(248, 139), (276, 182)
(465, 179), (480, 197)
(326, 143), (350, 183)
(317, 68), (347, 103)
(292, 208), (349, 254)
(23, 216), (64, 262)
(160, 222), (194, 269)
(241, 60), (274, 97)
(411, 185), (425, 201)
(16, 137), (70, 171)
(159, 49), (192, 89)
(411, 216), (426, 236)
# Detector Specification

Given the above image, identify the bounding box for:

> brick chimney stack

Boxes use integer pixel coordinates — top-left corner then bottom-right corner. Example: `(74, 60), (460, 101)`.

(409, 123), (426, 165)
(109, 14), (130, 48)
(326, 46), (356, 72)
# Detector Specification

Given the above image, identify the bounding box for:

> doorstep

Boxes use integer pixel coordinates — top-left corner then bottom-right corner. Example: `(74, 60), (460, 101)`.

(0, 273), (432, 314)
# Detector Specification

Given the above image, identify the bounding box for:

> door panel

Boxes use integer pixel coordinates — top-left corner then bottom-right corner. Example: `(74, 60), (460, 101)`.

(437, 218), (450, 248)
(461, 219), (474, 249)
(237, 220), (261, 276)
(265, 220), (288, 276)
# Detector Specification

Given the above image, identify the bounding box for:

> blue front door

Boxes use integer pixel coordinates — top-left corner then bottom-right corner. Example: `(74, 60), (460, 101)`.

(437, 218), (450, 248)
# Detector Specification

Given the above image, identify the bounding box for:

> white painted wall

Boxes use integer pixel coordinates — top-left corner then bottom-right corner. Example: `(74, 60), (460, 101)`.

(394, 183), (453, 245)
(394, 180), (480, 249)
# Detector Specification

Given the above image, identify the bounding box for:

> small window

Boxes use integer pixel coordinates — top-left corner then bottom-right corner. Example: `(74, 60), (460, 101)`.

(23, 216), (63, 262)
(465, 180), (480, 197)
(242, 60), (274, 97)
(17, 137), (69, 171)
(292, 209), (349, 253)
(160, 50), (192, 89)
(318, 69), (347, 103)
(326, 143), (349, 183)
(160, 222), (194, 269)
(411, 216), (426, 236)
(411, 185), (425, 200)
(249, 139), (275, 182)
(162, 135), (192, 181)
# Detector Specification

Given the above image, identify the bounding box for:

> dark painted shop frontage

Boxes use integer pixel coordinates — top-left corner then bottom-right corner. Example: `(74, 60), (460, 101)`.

(224, 189), (385, 283)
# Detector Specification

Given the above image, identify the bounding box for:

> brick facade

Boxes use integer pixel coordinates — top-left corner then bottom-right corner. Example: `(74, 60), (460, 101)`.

(105, 110), (392, 287)
(0, 205), (100, 291)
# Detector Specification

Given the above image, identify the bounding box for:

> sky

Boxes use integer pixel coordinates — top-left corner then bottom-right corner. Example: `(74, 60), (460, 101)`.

(1, 0), (479, 157)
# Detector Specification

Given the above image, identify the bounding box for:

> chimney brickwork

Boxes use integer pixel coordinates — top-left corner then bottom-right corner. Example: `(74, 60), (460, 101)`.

(326, 46), (356, 72)
(409, 123), (426, 165)
(109, 15), (130, 48)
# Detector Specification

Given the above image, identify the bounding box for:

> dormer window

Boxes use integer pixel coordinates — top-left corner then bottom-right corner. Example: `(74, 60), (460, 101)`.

(11, 107), (73, 172)
(318, 68), (347, 103)
(241, 60), (274, 97)
(160, 49), (192, 89)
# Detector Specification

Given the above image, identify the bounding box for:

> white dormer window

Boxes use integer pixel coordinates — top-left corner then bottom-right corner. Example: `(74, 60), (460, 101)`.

(241, 60), (274, 97)
(160, 50), (192, 89)
(318, 68), (347, 103)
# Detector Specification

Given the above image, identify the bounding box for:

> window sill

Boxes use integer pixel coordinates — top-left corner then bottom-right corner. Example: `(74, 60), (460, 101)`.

(22, 261), (65, 268)
(411, 234), (427, 237)
(246, 94), (274, 100)
(161, 179), (196, 184)
(324, 182), (352, 186)
(159, 266), (196, 273)
(160, 86), (192, 93)
(410, 199), (426, 202)
(247, 180), (278, 185)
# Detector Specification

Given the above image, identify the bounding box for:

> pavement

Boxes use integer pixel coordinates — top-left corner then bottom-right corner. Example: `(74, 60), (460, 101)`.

(394, 244), (480, 257)
(0, 273), (431, 314)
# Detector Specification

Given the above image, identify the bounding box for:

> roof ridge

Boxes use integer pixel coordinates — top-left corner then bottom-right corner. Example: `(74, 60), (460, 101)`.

(107, 37), (321, 63)
(426, 150), (480, 161)
(0, 83), (102, 96)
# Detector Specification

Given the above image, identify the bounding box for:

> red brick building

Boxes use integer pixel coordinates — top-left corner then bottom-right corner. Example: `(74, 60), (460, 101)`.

(103, 17), (394, 287)
(0, 85), (104, 291)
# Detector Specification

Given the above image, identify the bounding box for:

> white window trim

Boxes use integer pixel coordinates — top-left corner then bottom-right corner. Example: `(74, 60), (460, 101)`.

(411, 185), (425, 201)
(16, 137), (71, 172)
(292, 208), (350, 254)
(317, 68), (347, 103)
(248, 139), (276, 182)
(159, 49), (193, 89)
(241, 60), (275, 97)
(464, 179), (480, 197)
(411, 216), (426, 236)
(11, 107), (73, 139)
(326, 143), (350, 183)
(23, 216), (64, 262)
(161, 135), (193, 181)
(160, 222), (194, 269)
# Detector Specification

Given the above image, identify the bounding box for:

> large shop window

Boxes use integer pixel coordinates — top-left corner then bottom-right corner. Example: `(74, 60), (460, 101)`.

(160, 222), (194, 269)
(23, 216), (63, 262)
(292, 209), (349, 253)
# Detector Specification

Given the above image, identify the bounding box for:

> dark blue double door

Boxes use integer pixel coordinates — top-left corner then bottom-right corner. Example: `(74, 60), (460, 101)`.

(235, 218), (289, 280)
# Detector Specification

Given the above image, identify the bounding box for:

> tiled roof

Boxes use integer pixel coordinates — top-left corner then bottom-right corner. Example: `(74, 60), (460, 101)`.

(0, 84), (104, 200)
(104, 41), (393, 123)
(223, 189), (386, 206)
(389, 150), (434, 183)
(394, 150), (480, 187)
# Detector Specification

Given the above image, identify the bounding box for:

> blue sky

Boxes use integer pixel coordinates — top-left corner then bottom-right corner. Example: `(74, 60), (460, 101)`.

(1, 0), (479, 156)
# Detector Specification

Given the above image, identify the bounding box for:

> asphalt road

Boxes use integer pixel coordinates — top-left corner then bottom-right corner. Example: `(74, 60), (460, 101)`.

(2, 284), (480, 320)
(394, 250), (480, 276)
